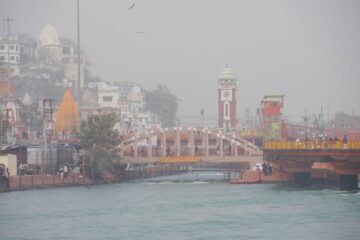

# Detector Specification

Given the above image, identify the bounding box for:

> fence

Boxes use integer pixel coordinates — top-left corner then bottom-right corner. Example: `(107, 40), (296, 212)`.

(9, 174), (92, 191)
(264, 141), (360, 150)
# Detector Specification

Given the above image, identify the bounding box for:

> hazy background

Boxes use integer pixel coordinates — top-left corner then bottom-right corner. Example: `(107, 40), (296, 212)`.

(1, 0), (359, 125)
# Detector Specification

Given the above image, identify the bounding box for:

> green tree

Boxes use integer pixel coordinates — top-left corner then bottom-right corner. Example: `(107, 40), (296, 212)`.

(18, 101), (43, 133)
(145, 84), (178, 127)
(77, 111), (122, 179)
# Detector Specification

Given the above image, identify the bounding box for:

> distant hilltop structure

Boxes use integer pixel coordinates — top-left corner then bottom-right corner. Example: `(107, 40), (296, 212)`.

(36, 23), (86, 89)
(0, 23), (86, 89)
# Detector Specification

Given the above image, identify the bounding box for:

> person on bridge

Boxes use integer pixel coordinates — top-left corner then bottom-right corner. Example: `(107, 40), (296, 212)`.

(167, 146), (171, 156)
(343, 135), (348, 148)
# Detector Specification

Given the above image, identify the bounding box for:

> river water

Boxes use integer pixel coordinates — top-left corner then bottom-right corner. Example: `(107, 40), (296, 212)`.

(1, 172), (360, 240)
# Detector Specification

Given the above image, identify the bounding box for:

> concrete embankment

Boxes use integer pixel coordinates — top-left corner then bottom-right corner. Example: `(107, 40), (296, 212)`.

(6, 174), (93, 191)
(232, 169), (293, 184)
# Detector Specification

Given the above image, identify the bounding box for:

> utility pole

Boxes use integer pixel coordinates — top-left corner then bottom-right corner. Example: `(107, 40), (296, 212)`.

(3, 17), (13, 97)
(302, 108), (310, 139)
(43, 99), (55, 175)
(77, 0), (81, 128)
(0, 110), (3, 151)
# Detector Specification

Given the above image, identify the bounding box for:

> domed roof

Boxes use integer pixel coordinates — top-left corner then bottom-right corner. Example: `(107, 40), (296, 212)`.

(218, 66), (236, 80)
(39, 23), (60, 46)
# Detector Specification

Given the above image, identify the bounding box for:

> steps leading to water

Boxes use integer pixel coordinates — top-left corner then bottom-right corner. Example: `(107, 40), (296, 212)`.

(231, 169), (293, 184)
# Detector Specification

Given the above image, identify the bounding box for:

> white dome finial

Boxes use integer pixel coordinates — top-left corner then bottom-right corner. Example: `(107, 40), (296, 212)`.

(39, 23), (60, 46)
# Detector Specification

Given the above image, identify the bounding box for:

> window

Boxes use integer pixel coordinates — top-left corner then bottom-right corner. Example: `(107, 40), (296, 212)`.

(62, 47), (70, 54)
(225, 103), (229, 117)
(103, 96), (113, 102)
(10, 56), (15, 61)
(15, 46), (18, 51)
(16, 56), (19, 61)
(9, 45), (14, 50)
(0, 45), (5, 50)
(0, 56), (5, 61)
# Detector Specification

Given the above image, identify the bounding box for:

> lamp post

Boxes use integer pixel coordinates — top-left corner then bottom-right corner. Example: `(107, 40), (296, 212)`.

(77, 0), (81, 128)
(3, 17), (13, 93)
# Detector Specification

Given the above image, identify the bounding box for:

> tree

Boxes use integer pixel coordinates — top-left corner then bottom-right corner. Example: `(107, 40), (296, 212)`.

(145, 84), (178, 127)
(77, 111), (122, 179)
(18, 101), (43, 133)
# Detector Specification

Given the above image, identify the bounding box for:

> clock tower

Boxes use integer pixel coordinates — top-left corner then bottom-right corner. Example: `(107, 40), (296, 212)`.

(218, 66), (237, 132)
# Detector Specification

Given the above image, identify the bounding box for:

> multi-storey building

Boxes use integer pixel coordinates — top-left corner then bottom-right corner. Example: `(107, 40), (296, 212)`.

(97, 82), (120, 109)
(0, 36), (20, 76)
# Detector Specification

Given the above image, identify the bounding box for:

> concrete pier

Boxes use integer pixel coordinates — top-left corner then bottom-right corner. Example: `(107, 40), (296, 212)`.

(339, 175), (358, 191)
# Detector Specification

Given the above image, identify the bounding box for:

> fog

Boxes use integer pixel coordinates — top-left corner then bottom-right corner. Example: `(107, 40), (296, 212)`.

(1, 0), (359, 123)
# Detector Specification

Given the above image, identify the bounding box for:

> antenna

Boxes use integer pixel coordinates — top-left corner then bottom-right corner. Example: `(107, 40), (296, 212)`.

(302, 108), (311, 138)
(351, 103), (355, 140)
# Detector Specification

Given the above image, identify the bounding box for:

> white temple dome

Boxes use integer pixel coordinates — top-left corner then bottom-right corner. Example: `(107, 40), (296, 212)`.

(39, 23), (60, 46)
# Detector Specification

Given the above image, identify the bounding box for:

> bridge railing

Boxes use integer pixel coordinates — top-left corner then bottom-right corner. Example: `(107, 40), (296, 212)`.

(264, 141), (360, 150)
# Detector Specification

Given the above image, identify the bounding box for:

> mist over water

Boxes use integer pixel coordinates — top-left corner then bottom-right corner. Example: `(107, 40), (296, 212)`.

(1, 174), (360, 240)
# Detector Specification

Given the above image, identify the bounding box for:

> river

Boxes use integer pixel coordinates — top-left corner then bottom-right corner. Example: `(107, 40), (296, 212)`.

(1, 172), (360, 240)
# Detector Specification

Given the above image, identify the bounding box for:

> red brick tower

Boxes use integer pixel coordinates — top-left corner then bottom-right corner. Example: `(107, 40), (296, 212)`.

(218, 66), (237, 132)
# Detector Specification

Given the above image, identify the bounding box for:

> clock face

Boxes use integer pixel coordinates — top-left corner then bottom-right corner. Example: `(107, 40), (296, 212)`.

(221, 90), (232, 101)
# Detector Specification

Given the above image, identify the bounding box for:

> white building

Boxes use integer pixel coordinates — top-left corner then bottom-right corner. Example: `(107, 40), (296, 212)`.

(89, 81), (159, 133)
(0, 36), (21, 76)
(61, 41), (86, 89)
(36, 24), (86, 88)
(97, 82), (120, 109)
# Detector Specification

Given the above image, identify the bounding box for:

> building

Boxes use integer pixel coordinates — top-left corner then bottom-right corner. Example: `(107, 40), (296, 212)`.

(97, 82), (120, 109)
(261, 94), (285, 140)
(61, 39), (86, 89)
(218, 66), (237, 132)
(86, 81), (160, 133)
(0, 36), (20, 76)
(36, 24), (86, 88)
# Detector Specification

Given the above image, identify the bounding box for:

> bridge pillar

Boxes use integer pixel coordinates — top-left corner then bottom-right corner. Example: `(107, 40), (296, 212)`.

(294, 172), (311, 187)
(133, 141), (138, 158)
(175, 128), (181, 156)
(161, 130), (166, 157)
(201, 129), (205, 155)
(220, 136), (224, 157)
(339, 175), (358, 191)
(234, 142), (238, 157)
(148, 136), (152, 157)
(205, 130), (209, 157)
(189, 128), (195, 156)
(120, 143), (124, 158)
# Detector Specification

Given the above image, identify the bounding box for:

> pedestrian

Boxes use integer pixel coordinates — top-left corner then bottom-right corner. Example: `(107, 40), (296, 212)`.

(343, 135), (348, 149)
(5, 167), (10, 189)
(64, 165), (68, 178)
(60, 167), (64, 179)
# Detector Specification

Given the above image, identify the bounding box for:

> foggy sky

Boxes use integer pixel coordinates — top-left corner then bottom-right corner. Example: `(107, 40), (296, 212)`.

(1, 0), (359, 126)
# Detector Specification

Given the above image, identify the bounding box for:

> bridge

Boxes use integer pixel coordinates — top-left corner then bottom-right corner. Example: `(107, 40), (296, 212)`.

(119, 127), (263, 169)
(264, 140), (360, 190)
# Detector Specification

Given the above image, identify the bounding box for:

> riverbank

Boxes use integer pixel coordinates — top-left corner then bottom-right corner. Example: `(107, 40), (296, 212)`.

(4, 174), (93, 192)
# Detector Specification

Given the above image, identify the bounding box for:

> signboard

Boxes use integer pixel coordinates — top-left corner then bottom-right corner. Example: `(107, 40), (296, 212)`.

(157, 156), (201, 163)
